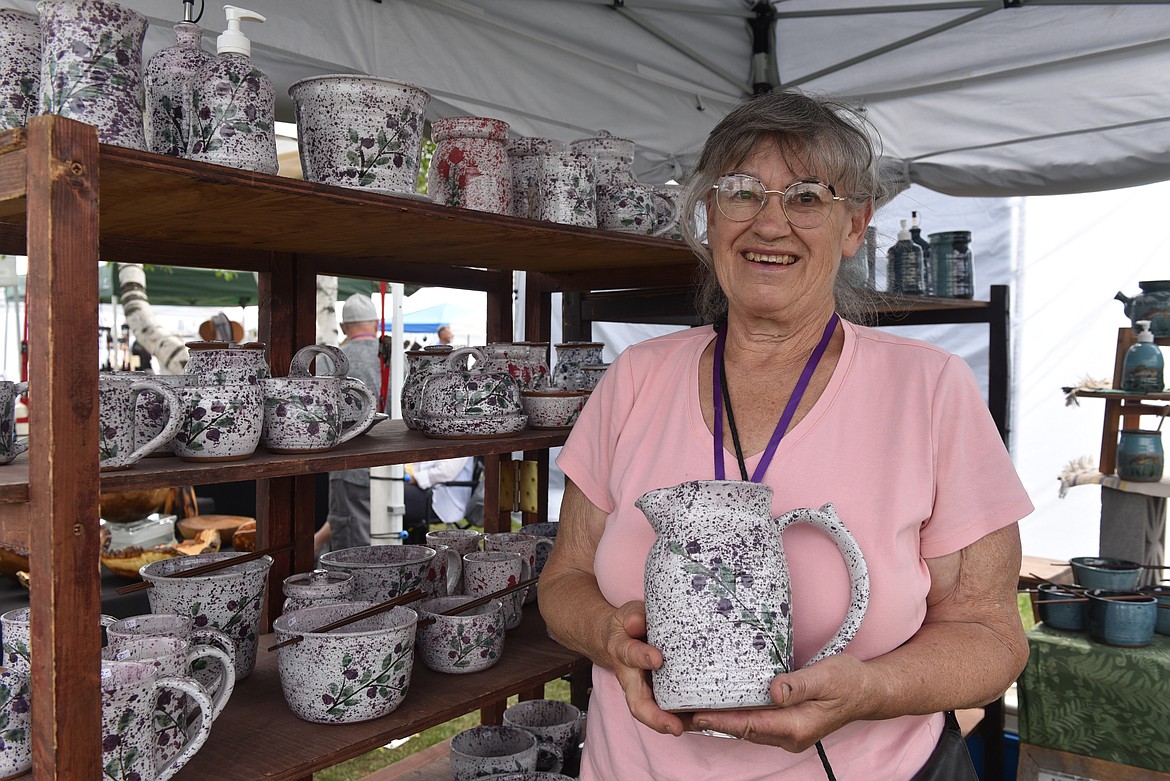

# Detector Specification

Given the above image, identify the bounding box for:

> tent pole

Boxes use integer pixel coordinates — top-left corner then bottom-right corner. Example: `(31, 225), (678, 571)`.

(370, 283), (406, 546)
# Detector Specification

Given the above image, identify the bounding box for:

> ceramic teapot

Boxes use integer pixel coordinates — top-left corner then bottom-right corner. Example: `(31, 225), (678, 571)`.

(638, 480), (869, 711)
(1116, 281), (1170, 337)
(415, 347), (526, 439)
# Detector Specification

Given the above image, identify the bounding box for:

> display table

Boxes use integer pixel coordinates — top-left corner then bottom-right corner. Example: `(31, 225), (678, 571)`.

(1018, 624), (1170, 773)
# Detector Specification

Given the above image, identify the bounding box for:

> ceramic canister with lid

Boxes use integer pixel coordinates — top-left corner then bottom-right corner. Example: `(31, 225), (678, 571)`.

(928, 231), (974, 299)
(37, 0), (148, 150)
(1117, 429), (1164, 482)
(430, 116), (512, 214)
(0, 9), (39, 132)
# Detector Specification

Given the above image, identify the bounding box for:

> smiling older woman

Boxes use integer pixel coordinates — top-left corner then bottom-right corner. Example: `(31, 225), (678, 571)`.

(538, 90), (1033, 781)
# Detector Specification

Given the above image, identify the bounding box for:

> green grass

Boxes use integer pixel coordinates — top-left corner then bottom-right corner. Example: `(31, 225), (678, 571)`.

(316, 677), (573, 781)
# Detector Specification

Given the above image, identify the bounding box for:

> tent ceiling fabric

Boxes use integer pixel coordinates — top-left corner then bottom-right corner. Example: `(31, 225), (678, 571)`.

(13, 0), (1169, 196)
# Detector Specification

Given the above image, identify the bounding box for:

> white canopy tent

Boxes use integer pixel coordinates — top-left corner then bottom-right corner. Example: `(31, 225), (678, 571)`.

(7, 0), (1169, 196)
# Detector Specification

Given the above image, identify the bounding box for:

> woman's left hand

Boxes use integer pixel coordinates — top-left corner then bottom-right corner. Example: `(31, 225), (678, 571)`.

(686, 652), (874, 752)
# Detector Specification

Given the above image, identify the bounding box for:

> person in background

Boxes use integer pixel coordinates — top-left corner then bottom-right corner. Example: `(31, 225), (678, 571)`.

(437, 325), (454, 345)
(314, 293), (383, 555)
(402, 457), (475, 542)
(539, 89), (1032, 780)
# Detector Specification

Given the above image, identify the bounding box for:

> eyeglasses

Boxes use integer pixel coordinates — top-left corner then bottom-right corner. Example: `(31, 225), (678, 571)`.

(711, 173), (846, 228)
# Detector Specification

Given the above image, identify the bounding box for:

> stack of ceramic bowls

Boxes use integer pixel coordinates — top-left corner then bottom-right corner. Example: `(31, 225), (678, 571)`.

(1057, 557), (1157, 647)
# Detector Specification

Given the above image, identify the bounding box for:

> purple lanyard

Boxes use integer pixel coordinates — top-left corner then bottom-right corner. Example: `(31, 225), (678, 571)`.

(712, 313), (839, 483)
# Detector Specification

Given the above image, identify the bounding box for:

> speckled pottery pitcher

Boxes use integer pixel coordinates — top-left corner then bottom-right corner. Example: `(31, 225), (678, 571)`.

(401, 345), (453, 430)
(36, 0), (147, 149)
(289, 74), (430, 195)
(541, 150), (597, 227)
(429, 116), (512, 214)
(0, 9), (40, 132)
(638, 480), (869, 711)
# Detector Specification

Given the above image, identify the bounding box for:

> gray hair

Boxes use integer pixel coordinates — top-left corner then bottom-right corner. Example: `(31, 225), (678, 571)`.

(680, 90), (889, 324)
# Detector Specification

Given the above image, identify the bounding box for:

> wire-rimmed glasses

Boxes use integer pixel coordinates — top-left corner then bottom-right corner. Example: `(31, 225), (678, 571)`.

(711, 173), (846, 228)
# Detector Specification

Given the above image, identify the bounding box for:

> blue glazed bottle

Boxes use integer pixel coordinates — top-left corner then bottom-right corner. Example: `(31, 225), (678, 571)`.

(1121, 320), (1165, 394)
(886, 220), (924, 295)
(909, 212), (933, 296)
(1117, 429), (1164, 482)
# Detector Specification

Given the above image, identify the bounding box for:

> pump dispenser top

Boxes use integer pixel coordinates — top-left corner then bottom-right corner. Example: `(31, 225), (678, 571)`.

(897, 220), (910, 241)
(217, 5), (264, 56)
(1136, 320), (1155, 343)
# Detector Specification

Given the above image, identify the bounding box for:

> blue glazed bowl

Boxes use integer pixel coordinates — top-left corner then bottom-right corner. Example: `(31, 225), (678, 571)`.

(1036, 582), (1087, 632)
(1138, 585), (1170, 635)
(1087, 589), (1157, 647)
(1070, 557), (1142, 591)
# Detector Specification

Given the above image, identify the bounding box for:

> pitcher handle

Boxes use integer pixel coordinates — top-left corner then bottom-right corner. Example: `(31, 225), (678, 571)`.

(649, 190), (680, 238)
(183, 643), (236, 718)
(335, 377), (377, 447)
(152, 675), (215, 781)
(123, 379), (182, 467)
(781, 502), (869, 667)
(289, 344), (349, 378)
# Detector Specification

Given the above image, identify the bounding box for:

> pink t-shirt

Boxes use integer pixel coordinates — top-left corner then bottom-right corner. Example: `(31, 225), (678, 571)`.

(556, 320), (1033, 781)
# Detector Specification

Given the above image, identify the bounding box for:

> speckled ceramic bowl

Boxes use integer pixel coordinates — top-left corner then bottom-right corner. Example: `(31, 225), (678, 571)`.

(483, 774), (575, 781)
(1070, 557), (1142, 591)
(1086, 589), (1156, 647)
(273, 602), (417, 724)
(520, 390), (587, 429)
(503, 699), (584, 769)
(415, 595), (505, 674)
(450, 725), (562, 781)
(318, 544), (436, 602)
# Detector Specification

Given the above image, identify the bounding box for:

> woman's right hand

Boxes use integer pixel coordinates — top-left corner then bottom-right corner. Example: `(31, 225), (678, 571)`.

(603, 600), (686, 736)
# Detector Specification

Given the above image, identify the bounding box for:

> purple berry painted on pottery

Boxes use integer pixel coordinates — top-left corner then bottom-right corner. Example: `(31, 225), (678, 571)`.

(0, 9), (40, 132)
(318, 544), (437, 602)
(415, 595), (505, 674)
(144, 22), (213, 156)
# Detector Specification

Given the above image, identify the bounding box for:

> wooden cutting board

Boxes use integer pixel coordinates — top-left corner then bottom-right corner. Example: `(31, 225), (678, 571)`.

(177, 514), (253, 541)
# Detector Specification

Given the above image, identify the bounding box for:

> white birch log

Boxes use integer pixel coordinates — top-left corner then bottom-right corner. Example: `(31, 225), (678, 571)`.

(317, 275), (339, 346)
(117, 263), (189, 375)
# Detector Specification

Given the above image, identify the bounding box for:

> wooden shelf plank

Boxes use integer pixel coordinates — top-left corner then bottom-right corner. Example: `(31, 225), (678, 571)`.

(177, 610), (588, 781)
(0, 421), (568, 505)
(1070, 389), (1170, 402)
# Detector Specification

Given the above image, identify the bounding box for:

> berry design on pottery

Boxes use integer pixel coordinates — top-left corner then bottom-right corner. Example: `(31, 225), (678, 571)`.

(321, 641), (413, 720)
(177, 394), (245, 451)
(0, 671), (30, 768)
(342, 108), (421, 188)
(429, 116), (512, 214)
(435, 146), (481, 209)
(264, 392), (339, 441)
(0, 9), (40, 132)
(38, 0), (148, 149)
(188, 67), (271, 156)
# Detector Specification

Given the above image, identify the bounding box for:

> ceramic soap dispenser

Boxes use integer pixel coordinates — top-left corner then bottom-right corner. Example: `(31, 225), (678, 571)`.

(886, 219), (925, 295)
(188, 4), (277, 174)
(1121, 320), (1165, 393)
(144, 0), (214, 157)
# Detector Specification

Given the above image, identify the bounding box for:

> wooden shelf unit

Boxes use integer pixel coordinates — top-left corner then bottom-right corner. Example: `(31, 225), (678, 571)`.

(0, 116), (707, 780)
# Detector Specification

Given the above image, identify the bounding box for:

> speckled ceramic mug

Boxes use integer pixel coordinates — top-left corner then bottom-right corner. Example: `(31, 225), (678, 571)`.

(484, 533), (552, 604)
(105, 611), (236, 693)
(425, 529), (482, 594)
(0, 667), (30, 779)
(140, 552), (274, 681)
(101, 634), (235, 764)
(99, 373), (183, 470)
(463, 551), (530, 631)
(289, 74), (430, 195)
(100, 659), (213, 781)
(272, 602), (417, 724)
(451, 725), (562, 781)
(134, 374), (194, 456)
(0, 381), (27, 465)
(639, 481), (870, 711)
(503, 699), (584, 770)
(171, 382), (263, 462)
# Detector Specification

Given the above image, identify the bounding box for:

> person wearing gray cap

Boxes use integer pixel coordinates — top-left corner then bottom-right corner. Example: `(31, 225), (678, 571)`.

(314, 293), (384, 555)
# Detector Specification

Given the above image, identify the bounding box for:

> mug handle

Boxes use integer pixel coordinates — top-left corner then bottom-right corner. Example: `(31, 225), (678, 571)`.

(535, 743), (564, 774)
(289, 344), (349, 378)
(6, 382), (27, 462)
(334, 377), (377, 447)
(183, 642), (236, 718)
(778, 502), (870, 667)
(649, 189), (680, 238)
(190, 626), (236, 662)
(124, 379), (182, 466)
(152, 675), (215, 781)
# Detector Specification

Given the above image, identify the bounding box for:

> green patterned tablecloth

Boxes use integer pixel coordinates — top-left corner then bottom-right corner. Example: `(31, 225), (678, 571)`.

(1019, 624), (1170, 771)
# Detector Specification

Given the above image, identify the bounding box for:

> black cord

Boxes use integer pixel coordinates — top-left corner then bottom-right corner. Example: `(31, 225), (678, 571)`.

(719, 347), (837, 781)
